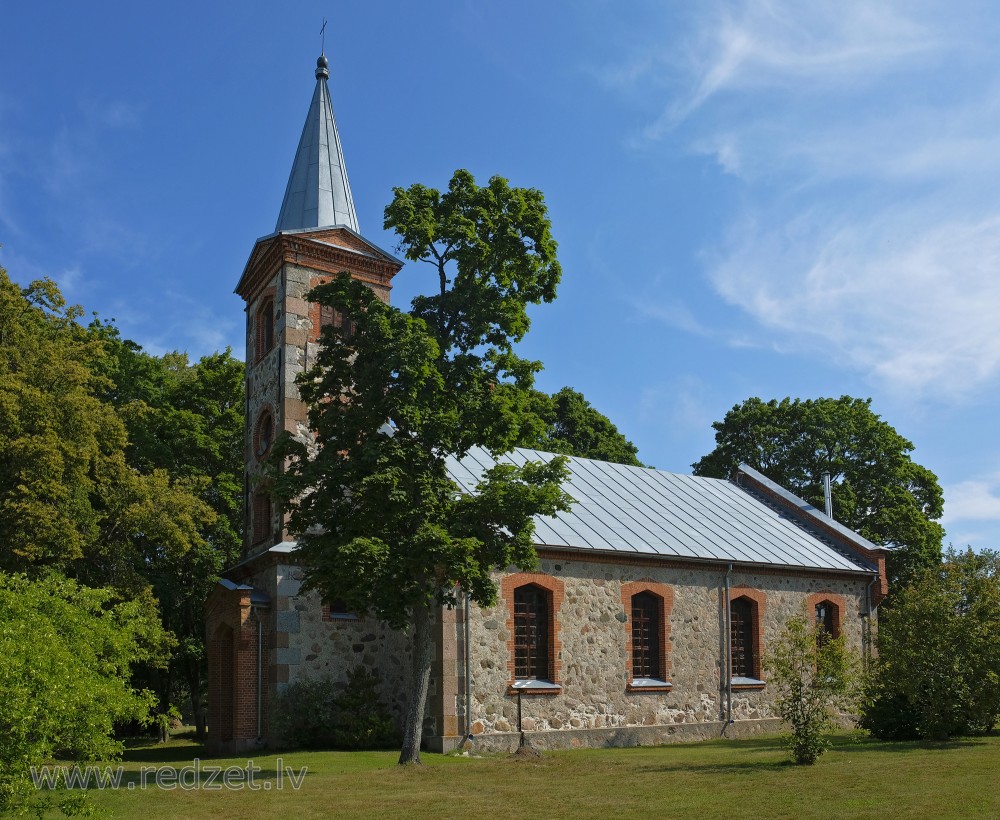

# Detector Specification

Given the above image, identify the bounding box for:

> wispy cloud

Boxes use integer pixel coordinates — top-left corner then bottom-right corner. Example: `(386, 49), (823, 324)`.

(609, 1), (1000, 397)
(943, 474), (1000, 525)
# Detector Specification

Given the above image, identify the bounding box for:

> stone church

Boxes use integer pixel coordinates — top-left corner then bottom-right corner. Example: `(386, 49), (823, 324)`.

(205, 54), (889, 755)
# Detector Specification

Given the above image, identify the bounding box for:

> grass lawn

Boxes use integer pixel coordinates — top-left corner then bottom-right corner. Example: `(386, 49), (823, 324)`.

(67, 732), (999, 819)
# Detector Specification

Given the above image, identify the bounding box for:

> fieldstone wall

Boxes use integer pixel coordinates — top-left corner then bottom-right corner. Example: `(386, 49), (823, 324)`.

(462, 557), (868, 745)
(261, 562), (412, 724)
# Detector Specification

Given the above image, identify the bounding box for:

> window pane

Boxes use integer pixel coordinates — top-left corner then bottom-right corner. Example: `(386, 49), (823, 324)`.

(514, 585), (549, 680)
(631, 592), (660, 679)
(730, 598), (754, 678)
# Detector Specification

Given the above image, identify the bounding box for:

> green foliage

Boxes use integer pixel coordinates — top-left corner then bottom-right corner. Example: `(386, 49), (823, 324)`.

(271, 668), (398, 750)
(0, 572), (168, 814)
(1, 266), (244, 743)
(277, 170), (571, 763)
(520, 387), (644, 466)
(861, 548), (1000, 740)
(765, 613), (858, 765)
(693, 396), (944, 585)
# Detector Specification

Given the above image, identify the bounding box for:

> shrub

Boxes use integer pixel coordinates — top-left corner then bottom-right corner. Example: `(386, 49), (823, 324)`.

(271, 667), (398, 750)
(861, 549), (1000, 740)
(766, 613), (857, 765)
(0, 572), (164, 815)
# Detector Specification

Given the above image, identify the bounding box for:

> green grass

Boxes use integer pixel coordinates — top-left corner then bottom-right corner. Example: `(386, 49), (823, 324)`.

(64, 732), (1000, 819)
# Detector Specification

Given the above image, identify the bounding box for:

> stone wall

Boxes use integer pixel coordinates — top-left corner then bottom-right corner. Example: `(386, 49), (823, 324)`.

(461, 556), (868, 746)
(258, 562), (413, 735)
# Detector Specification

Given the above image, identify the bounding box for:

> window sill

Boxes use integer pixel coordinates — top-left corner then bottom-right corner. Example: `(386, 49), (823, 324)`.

(731, 676), (766, 691)
(509, 680), (561, 696)
(627, 678), (672, 693)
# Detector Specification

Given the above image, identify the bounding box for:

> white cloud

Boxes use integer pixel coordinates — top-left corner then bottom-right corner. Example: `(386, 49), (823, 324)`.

(943, 475), (1000, 524)
(607, 1), (1000, 397)
(708, 208), (1000, 395)
(637, 0), (942, 139)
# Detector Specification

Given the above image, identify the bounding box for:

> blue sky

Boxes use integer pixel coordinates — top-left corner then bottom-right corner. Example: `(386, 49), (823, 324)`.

(3, 1), (1000, 550)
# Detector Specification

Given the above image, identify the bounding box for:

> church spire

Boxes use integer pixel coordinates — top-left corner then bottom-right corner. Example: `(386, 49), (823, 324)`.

(275, 54), (360, 233)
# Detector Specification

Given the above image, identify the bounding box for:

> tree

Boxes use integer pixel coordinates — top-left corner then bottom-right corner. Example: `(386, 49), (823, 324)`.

(275, 170), (572, 765)
(766, 612), (857, 764)
(0, 270), (216, 583)
(0, 572), (169, 814)
(1, 268), (235, 742)
(86, 323), (244, 739)
(693, 397), (943, 585)
(520, 387), (644, 466)
(861, 548), (1000, 740)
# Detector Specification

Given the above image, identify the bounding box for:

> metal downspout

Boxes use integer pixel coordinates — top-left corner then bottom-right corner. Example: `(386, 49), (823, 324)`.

(863, 574), (879, 671)
(464, 590), (473, 744)
(723, 563), (734, 736)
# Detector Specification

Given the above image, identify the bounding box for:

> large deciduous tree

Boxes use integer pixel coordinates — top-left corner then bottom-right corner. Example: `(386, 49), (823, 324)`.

(692, 396), (943, 584)
(87, 321), (244, 738)
(861, 548), (1000, 740)
(521, 386), (644, 466)
(275, 170), (572, 765)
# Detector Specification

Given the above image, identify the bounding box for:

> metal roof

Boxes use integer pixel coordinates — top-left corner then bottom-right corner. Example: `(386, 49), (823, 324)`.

(275, 55), (359, 233)
(445, 447), (876, 575)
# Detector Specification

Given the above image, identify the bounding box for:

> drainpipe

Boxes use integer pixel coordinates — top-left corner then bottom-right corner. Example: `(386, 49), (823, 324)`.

(464, 589), (473, 744)
(862, 574), (879, 671)
(723, 563), (734, 736)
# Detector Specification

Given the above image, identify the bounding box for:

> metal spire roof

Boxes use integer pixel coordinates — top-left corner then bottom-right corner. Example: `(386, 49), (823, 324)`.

(275, 55), (360, 234)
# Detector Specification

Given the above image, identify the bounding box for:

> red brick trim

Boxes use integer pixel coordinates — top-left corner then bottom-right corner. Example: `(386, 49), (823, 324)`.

(534, 548), (872, 582)
(730, 585), (767, 682)
(501, 572), (564, 687)
(620, 580), (673, 686)
(805, 591), (847, 639)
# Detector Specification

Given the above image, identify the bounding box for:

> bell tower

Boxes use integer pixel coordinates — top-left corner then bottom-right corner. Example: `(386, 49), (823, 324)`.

(235, 54), (403, 557)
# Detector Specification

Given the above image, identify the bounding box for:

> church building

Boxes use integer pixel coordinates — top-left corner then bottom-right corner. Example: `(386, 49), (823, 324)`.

(205, 54), (889, 755)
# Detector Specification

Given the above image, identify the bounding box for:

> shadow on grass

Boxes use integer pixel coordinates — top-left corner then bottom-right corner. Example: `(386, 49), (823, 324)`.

(121, 739), (207, 764)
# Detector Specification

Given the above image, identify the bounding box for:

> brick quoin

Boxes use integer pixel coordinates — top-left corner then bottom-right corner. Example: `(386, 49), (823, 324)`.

(621, 580), (674, 691)
(500, 572), (564, 693)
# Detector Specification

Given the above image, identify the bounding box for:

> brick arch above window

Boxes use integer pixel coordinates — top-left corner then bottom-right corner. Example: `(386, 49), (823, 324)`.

(621, 580), (674, 691)
(729, 585), (767, 686)
(500, 572), (564, 693)
(805, 591), (847, 640)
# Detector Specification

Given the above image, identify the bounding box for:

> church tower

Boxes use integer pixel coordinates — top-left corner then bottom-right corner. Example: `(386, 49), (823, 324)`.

(234, 54), (403, 558)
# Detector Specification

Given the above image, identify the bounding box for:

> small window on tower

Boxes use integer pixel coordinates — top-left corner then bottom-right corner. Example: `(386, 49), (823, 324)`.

(317, 305), (354, 340)
(254, 410), (275, 460)
(256, 298), (275, 360)
(251, 492), (272, 545)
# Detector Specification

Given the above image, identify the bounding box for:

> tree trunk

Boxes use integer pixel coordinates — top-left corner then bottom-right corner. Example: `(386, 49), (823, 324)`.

(398, 604), (434, 765)
(187, 666), (207, 742)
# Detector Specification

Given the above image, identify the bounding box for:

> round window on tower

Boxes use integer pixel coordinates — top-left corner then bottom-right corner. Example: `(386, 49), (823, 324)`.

(254, 410), (275, 460)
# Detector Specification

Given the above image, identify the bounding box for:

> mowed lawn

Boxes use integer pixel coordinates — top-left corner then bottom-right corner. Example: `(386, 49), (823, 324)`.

(78, 732), (998, 819)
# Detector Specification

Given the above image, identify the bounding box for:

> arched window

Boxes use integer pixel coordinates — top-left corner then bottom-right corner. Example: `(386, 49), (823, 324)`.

(631, 592), (661, 680)
(730, 597), (756, 679)
(815, 599), (840, 645)
(253, 410), (274, 460)
(514, 584), (550, 681)
(255, 298), (274, 360)
(251, 491), (272, 545)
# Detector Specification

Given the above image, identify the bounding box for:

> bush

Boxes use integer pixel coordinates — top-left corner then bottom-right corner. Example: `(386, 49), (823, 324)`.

(861, 549), (1000, 740)
(766, 613), (857, 765)
(0, 572), (165, 815)
(271, 667), (398, 750)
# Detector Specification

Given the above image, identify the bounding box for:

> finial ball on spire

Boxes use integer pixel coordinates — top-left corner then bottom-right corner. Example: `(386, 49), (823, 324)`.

(315, 54), (330, 79)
